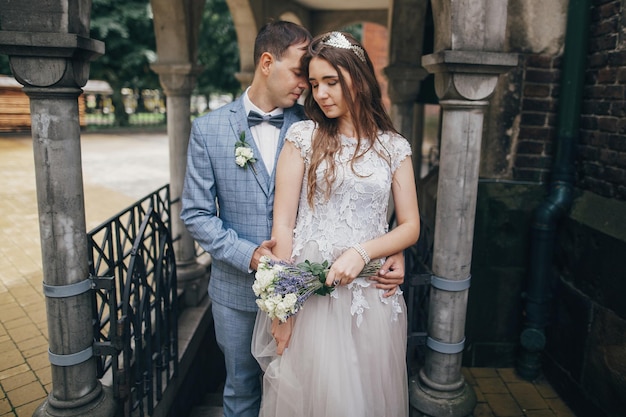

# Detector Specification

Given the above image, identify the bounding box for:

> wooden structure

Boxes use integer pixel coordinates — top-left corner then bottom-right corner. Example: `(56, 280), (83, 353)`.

(0, 75), (30, 132)
(0, 75), (112, 132)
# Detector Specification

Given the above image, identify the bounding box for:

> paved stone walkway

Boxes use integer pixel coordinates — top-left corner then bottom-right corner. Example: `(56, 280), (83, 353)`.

(0, 131), (577, 417)
(0, 131), (169, 417)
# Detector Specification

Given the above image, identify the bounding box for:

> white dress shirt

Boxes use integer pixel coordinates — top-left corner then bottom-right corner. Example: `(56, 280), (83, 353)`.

(242, 89), (283, 175)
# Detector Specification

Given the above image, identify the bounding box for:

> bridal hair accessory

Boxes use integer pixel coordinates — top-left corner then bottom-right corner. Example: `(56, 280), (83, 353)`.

(322, 32), (366, 63)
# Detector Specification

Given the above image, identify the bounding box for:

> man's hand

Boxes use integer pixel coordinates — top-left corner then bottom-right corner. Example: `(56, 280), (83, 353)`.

(370, 251), (405, 297)
(271, 316), (294, 355)
(250, 238), (277, 271)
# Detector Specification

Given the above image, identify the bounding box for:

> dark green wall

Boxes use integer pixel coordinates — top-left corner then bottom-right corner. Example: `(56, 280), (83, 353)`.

(546, 191), (626, 417)
(464, 180), (544, 367)
(462, 183), (626, 416)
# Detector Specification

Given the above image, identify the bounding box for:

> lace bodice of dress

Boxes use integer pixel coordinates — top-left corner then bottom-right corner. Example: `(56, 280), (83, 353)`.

(286, 120), (411, 264)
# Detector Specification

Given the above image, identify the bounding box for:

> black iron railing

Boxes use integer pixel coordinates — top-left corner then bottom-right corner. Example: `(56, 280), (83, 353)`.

(88, 185), (178, 417)
(390, 212), (432, 374)
(403, 237), (432, 374)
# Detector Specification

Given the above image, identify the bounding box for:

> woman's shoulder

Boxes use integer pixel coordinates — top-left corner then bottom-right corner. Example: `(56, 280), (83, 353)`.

(287, 119), (315, 134)
(379, 131), (411, 154)
(376, 131), (412, 172)
(286, 120), (315, 150)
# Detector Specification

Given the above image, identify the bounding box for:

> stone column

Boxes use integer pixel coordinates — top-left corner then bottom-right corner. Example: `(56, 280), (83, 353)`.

(384, 0), (429, 181)
(151, 63), (208, 307)
(235, 71), (254, 93)
(0, 4), (116, 415)
(409, 1), (517, 416)
(385, 64), (428, 180)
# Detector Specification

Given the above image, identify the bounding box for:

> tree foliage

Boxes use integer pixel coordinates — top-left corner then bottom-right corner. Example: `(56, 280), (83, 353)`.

(90, 0), (158, 125)
(196, 0), (241, 98)
(88, 0), (240, 123)
(0, 0), (240, 121)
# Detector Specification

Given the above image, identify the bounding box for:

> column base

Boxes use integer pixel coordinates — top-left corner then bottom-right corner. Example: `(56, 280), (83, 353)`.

(409, 372), (476, 417)
(33, 383), (116, 417)
(177, 256), (211, 307)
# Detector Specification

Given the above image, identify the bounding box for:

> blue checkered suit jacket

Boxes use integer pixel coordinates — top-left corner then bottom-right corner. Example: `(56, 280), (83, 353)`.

(181, 97), (306, 311)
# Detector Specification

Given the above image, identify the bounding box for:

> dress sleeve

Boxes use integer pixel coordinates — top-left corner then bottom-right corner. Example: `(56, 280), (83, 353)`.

(390, 133), (412, 173)
(286, 120), (314, 160)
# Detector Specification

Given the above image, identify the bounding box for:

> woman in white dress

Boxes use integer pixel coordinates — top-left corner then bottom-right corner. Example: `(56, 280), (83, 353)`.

(252, 31), (421, 417)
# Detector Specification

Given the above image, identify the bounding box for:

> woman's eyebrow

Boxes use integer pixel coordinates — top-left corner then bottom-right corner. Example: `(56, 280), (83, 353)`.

(308, 74), (339, 82)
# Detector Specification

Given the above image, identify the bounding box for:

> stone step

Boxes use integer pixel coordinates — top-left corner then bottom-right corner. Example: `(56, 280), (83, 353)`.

(188, 390), (223, 417)
(188, 405), (223, 417)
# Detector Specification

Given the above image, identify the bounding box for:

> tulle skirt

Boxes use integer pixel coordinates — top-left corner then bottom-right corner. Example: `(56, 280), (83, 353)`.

(251, 266), (408, 417)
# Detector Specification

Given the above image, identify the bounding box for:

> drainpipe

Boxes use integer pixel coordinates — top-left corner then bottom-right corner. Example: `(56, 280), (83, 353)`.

(517, 0), (591, 380)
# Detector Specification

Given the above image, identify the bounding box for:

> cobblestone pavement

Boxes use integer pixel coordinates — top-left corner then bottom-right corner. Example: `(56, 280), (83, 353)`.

(0, 130), (168, 417)
(0, 131), (576, 417)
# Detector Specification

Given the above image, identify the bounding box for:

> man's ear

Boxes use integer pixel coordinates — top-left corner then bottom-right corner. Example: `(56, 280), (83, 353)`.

(259, 52), (274, 75)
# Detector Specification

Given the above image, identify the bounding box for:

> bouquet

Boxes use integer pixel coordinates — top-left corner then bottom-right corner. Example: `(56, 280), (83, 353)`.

(253, 256), (382, 322)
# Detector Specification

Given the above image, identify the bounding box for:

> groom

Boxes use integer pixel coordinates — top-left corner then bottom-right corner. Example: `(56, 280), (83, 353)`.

(181, 21), (405, 417)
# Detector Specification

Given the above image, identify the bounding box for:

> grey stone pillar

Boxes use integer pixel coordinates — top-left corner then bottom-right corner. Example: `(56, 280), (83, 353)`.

(384, 0), (429, 180)
(409, 1), (517, 416)
(0, 2), (116, 415)
(151, 63), (208, 307)
(235, 71), (254, 93)
(385, 64), (428, 180)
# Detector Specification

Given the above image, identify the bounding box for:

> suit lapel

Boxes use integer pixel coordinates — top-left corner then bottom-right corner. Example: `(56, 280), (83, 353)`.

(230, 102), (271, 196)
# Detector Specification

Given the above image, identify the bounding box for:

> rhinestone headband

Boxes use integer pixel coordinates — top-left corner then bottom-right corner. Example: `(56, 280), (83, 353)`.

(321, 32), (366, 63)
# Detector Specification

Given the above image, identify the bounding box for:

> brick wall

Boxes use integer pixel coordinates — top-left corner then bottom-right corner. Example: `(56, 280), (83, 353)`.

(361, 22), (391, 111)
(513, 54), (560, 183)
(514, 0), (626, 201)
(579, 0), (626, 200)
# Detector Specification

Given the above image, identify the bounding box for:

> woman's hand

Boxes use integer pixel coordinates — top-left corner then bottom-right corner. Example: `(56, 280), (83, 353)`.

(271, 316), (294, 355)
(325, 247), (366, 287)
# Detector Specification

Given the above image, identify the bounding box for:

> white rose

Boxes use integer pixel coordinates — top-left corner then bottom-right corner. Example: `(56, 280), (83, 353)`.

(255, 269), (275, 290)
(252, 281), (263, 297)
(235, 155), (247, 167)
(283, 293), (298, 308)
(235, 146), (254, 161)
(256, 298), (268, 312)
(258, 256), (271, 270)
(241, 147), (254, 159)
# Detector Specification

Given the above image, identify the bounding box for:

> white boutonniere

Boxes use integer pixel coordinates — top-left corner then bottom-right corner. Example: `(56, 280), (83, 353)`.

(235, 132), (257, 171)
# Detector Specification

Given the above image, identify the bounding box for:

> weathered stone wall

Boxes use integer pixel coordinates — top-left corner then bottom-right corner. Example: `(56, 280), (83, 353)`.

(509, 53), (561, 183)
(469, 1), (626, 415)
(479, 0), (567, 180)
(548, 191), (626, 416)
(485, 0), (626, 196)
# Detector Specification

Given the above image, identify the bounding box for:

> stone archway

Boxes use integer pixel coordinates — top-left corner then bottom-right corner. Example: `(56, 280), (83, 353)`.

(225, 0), (258, 89)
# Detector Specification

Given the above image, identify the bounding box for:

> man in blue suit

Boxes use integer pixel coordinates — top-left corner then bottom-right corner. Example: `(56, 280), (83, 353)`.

(181, 21), (405, 417)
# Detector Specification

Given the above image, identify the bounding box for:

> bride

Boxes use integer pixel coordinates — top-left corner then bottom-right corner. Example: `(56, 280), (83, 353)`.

(252, 31), (421, 417)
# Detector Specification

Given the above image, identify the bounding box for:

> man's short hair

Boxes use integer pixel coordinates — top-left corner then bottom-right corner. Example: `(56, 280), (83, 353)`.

(253, 20), (312, 67)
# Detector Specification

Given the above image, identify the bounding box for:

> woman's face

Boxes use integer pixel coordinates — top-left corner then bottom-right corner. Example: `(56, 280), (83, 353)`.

(308, 57), (352, 121)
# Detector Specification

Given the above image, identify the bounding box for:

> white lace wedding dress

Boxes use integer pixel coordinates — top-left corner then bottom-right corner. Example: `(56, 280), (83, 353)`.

(252, 120), (410, 417)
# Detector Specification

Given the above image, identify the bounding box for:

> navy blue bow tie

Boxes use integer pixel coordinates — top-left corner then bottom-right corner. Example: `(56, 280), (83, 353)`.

(247, 110), (284, 128)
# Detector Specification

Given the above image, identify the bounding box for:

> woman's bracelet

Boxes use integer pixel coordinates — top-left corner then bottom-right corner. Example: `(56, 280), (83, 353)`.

(352, 243), (371, 265)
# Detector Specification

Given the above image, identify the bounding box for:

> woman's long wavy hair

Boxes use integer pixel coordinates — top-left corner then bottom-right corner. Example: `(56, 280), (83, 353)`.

(302, 32), (398, 207)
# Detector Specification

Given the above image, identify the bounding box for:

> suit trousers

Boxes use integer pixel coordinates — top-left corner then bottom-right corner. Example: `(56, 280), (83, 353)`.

(212, 301), (262, 417)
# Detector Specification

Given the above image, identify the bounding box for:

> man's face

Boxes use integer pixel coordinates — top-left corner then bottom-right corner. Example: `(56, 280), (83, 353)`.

(266, 41), (309, 109)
